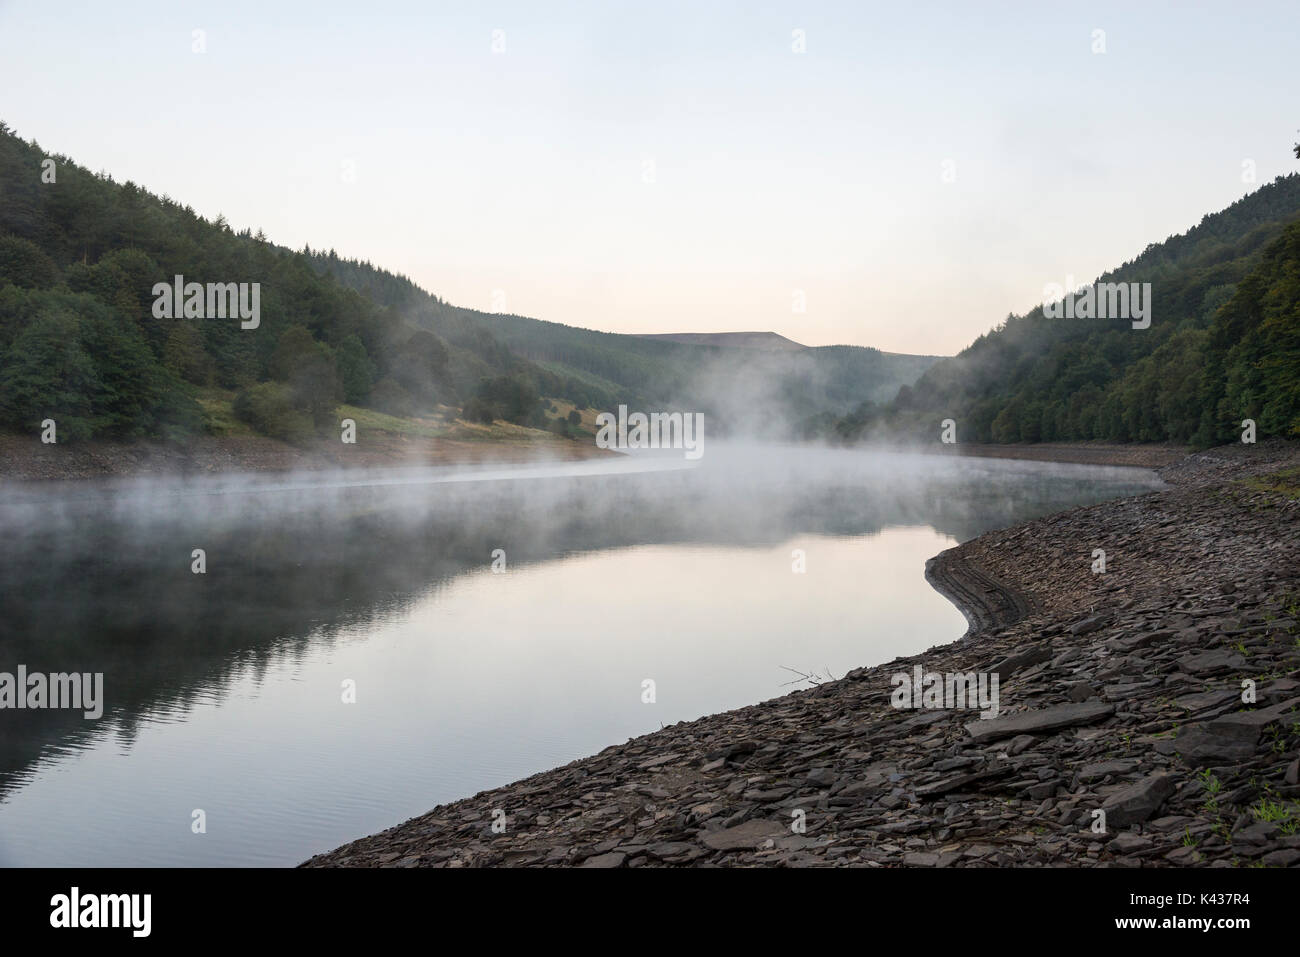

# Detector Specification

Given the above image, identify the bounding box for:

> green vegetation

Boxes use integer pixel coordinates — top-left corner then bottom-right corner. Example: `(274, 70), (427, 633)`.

(832, 171), (1300, 446)
(0, 120), (938, 444)
(9, 114), (1296, 450)
(1251, 793), (1300, 834)
(1240, 467), (1300, 500)
(0, 120), (469, 442)
(1199, 768), (1223, 814)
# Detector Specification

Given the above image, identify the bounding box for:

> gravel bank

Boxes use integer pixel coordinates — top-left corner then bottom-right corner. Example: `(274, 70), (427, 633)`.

(303, 440), (1300, 868)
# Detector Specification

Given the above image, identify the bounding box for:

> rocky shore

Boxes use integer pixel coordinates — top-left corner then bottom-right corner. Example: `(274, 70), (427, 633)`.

(303, 441), (1300, 868)
(941, 442), (1188, 470)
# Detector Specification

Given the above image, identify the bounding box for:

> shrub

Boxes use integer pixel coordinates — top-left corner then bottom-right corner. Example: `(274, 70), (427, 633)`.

(460, 397), (497, 424)
(369, 377), (414, 417)
(233, 382), (312, 442)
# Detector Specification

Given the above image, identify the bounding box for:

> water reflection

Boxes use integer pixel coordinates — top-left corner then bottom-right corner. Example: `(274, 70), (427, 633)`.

(0, 446), (1161, 865)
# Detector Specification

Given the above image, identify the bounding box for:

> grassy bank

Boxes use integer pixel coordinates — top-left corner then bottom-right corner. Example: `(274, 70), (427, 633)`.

(0, 394), (611, 481)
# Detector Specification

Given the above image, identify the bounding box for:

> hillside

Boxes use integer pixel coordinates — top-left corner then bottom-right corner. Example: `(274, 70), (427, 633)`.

(834, 173), (1300, 446)
(476, 312), (940, 434)
(0, 122), (561, 443)
(0, 121), (937, 448)
(308, 256), (943, 434)
(634, 331), (807, 352)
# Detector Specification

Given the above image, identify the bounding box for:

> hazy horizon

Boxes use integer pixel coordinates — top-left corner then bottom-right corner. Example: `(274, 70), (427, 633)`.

(1, 0), (1296, 356)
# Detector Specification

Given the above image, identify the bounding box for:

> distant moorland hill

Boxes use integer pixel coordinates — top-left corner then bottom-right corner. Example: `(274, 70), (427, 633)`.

(633, 331), (807, 352)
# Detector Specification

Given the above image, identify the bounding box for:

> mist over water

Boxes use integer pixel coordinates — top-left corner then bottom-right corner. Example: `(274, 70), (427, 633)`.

(0, 445), (1162, 866)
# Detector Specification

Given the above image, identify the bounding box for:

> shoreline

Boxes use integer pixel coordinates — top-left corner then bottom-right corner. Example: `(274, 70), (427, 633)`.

(302, 439), (1300, 868)
(923, 550), (1039, 642)
(930, 442), (1188, 470)
(0, 435), (1186, 483)
(0, 431), (613, 482)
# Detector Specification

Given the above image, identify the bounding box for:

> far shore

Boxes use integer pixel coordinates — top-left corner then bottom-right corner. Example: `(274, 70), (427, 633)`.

(0, 431), (1187, 483)
(934, 442), (1188, 470)
(0, 430), (614, 483)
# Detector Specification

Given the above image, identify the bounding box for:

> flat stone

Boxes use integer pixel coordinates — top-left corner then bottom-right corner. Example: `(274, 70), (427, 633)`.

(1071, 616), (1108, 635)
(1024, 781), (1059, 800)
(1164, 846), (1201, 864)
(902, 851), (940, 866)
(1006, 734), (1038, 756)
(805, 768), (837, 788)
(1261, 849), (1300, 867)
(965, 701), (1115, 743)
(1066, 681), (1094, 702)
(699, 819), (788, 851)
(637, 753), (682, 770)
(645, 842), (695, 858)
(1078, 759), (1141, 781)
(834, 781), (875, 800)
(1101, 773), (1177, 826)
(990, 643), (1054, 677)
(1260, 678), (1300, 701)
(1109, 832), (1154, 853)
(705, 741), (759, 760)
(1112, 630), (1172, 652)
(916, 761), (1015, 798)
(1173, 689), (1240, 712)
(1179, 651), (1247, 675)
(1170, 723), (1258, 766)
(1163, 698), (1300, 769)
(743, 787), (795, 803)
(1233, 821), (1279, 845)
(1207, 697), (1300, 737)
(579, 852), (627, 868)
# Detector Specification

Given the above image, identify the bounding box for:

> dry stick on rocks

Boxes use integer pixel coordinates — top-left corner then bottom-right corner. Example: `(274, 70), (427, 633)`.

(779, 665), (835, 688)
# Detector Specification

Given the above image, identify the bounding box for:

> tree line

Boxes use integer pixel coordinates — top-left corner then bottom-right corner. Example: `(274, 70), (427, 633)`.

(0, 122), (597, 441)
(829, 171), (1300, 447)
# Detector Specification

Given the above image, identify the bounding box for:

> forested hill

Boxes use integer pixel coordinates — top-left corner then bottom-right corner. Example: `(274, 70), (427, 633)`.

(0, 120), (652, 441)
(0, 121), (938, 443)
(304, 251), (942, 434)
(835, 172), (1300, 446)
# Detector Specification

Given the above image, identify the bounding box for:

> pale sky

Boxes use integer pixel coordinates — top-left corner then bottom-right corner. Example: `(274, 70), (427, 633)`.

(1, 0), (1295, 355)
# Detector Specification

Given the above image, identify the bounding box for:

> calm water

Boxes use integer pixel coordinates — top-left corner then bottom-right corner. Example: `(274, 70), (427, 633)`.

(0, 446), (1161, 867)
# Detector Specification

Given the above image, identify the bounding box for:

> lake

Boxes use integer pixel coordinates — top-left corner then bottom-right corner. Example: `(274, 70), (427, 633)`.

(0, 445), (1162, 866)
